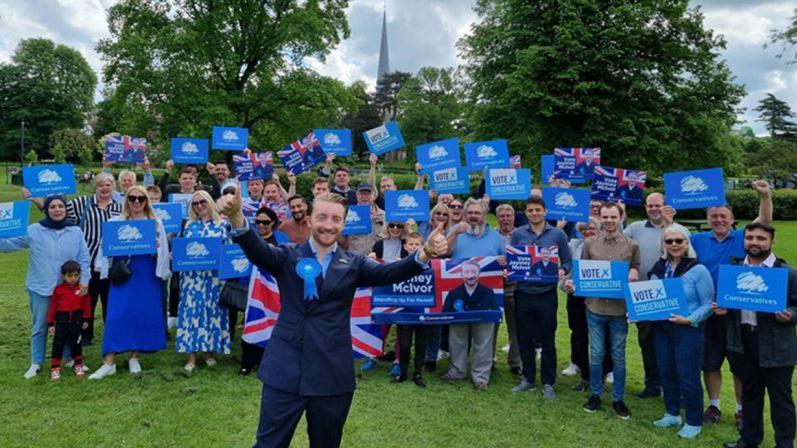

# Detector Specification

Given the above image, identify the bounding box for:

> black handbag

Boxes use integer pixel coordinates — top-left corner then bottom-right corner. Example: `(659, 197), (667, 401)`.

(108, 256), (133, 285)
(219, 280), (248, 311)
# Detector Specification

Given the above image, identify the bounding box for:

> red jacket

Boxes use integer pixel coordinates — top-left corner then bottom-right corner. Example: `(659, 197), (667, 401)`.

(47, 283), (92, 324)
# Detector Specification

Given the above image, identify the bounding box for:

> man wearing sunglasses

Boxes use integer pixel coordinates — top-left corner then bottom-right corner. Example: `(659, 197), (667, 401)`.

(217, 188), (448, 448)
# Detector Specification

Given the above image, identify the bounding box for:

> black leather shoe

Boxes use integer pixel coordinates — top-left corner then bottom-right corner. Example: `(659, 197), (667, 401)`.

(425, 360), (437, 372)
(413, 373), (426, 388)
(634, 388), (661, 399)
(510, 366), (522, 376)
(723, 440), (757, 448)
(392, 373), (407, 383)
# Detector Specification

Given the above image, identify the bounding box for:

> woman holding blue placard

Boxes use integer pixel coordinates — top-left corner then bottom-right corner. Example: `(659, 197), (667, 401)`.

(89, 185), (171, 380)
(0, 195), (91, 379)
(647, 223), (713, 439)
(177, 190), (231, 374)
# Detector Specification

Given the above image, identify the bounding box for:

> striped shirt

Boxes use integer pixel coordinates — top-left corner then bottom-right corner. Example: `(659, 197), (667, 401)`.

(66, 195), (123, 268)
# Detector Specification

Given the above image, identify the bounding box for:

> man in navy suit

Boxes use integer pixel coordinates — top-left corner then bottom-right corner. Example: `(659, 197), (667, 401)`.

(218, 190), (448, 448)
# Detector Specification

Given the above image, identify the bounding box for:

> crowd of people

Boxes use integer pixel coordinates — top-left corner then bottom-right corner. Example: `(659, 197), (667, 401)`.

(4, 153), (797, 448)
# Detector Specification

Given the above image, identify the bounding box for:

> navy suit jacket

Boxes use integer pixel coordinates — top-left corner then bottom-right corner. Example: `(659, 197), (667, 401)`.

(532, 261), (559, 278)
(442, 283), (498, 312)
(232, 229), (425, 396)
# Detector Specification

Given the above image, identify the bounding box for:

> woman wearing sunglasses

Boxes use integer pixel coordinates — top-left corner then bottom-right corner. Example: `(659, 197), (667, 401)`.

(647, 224), (714, 439)
(90, 186), (171, 379)
(176, 190), (232, 374)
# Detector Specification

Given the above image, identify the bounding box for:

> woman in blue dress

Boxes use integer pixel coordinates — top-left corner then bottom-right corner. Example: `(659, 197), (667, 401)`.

(177, 190), (231, 374)
(89, 185), (171, 380)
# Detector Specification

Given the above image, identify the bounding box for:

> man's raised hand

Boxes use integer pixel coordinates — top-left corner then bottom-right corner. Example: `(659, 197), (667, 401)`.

(217, 184), (246, 229)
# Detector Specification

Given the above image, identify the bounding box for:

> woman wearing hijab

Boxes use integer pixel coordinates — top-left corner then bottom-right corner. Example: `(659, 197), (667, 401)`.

(89, 186), (171, 379)
(0, 195), (91, 379)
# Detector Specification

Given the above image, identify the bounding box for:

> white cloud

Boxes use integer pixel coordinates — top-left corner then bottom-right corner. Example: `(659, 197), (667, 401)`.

(701, 3), (791, 46)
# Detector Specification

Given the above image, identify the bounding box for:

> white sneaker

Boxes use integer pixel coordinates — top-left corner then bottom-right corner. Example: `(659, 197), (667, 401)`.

(501, 344), (510, 354)
(561, 363), (581, 376)
(436, 350), (450, 361)
(129, 358), (142, 374)
(183, 363), (196, 375)
(23, 364), (40, 379)
(535, 348), (542, 361)
(62, 360), (90, 372)
(167, 317), (177, 330)
(605, 372), (614, 384)
(205, 358), (217, 367)
(88, 363), (117, 380)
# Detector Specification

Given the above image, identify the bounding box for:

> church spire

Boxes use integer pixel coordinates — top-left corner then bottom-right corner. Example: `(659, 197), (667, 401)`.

(377, 6), (390, 82)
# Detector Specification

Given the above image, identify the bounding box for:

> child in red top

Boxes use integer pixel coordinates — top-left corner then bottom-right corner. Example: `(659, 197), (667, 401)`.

(47, 260), (92, 380)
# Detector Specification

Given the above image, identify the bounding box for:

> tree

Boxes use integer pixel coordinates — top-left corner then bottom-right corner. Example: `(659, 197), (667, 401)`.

(340, 81), (381, 159)
(459, 0), (745, 175)
(747, 139), (797, 186)
(51, 128), (98, 162)
(97, 0), (358, 156)
(754, 93), (797, 139)
(373, 71), (413, 119)
(395, 67), (465, 149)
(0, 38), (97, 160)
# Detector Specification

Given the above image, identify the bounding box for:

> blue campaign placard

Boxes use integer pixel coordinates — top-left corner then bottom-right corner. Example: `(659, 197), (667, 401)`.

(363, 121), (405, 155)
(372, 310), (503, 325)
(342, 204), (372, 236)
(416, 138), (461, 174)
(485, 168), (532, 200)
(626, 278), (689, 321)
(212, 126), (249, 151)
(219, 244), (253, 280)
(541, 155), (554, 185)
(464, 139), (510, 170)
(151, 203), (183, 234)
(505, 245), (560, 283)
(0, 201), (31, 238)
(23, 164), (76, 197)
(542, 187), (591, 222)
(372, 269), (435, 307)
(572, 259), (629, 299)
(664, 167), (726, 210)
(104, 136), (147, 163)
(172, 237), (222, 271)
(169, 193), (193, 217)
(102, 220), (158, 256)
(429, 167), (470, 194)
(170, 138), (209, 164)
(717, 265), (789, 313)
(553, 147), (600, 183)
(233, 152), (273, 181)
(385, 190), (430, 222)
(315, 129), (352, 155)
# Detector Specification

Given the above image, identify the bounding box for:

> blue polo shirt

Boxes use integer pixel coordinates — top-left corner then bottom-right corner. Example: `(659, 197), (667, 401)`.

(690, 229), (746, 284)
(451, 226), (505, 258)
(510, 222), (572, 294)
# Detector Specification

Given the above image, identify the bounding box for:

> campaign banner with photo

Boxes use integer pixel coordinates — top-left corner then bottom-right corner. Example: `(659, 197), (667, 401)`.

(219, 244), (253, 280)
(505, 245), (560, 283)
(370, 256), (504, 325)
(170, 138), (209, 164)
(0, 201), (31, 238)
(542, 187), (591, 222)
(510, 155), (522, 169)
(267, 202), (290, 223)
(553, 147), (601, 183)
(314, 129), (352, 156)
(102, 220), (158, 256)
(169, 193), (193, 217)
(233, 152), (274, 181)
(172, 237), (222, 271)
(591, 166), (647, 206)
(572, 259), (629, 299)
(277, 131), (326, 175)
(385, 190), (430, 222)
(416, 138), (461, 174)
(464, 139), (510, 170)
(23, 164), (76, 196)
(372, 268), (435, 307)
(242, 197), (263, 225)
(625, 278), (689, 321)
(104, 135), (147, 163)
(151, 203), (183, 234)
(363, 121), (405, 155)
(212, 126), (248, 151)
(429, 166), (470, 194)
(485, 168), (532, 200)
(540, 154), (554, 185)
(664, 167), (725, 210)
(717, 265), (788, 313)
(342, 204), (372, 236)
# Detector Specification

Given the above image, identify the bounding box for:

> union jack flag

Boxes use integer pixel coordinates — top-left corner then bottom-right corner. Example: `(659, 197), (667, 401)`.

(505, 245), (560, 283)
(510, 155), (522, 169)
(591, 166), (646, 206)
(553, 147), (600, 181)
(277, 131), (326, 175)
(104, 135), (147, 163)
(242, 267), (384, 358)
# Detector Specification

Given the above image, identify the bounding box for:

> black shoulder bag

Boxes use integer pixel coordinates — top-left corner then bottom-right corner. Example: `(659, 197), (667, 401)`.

(109, 256), (133, 285)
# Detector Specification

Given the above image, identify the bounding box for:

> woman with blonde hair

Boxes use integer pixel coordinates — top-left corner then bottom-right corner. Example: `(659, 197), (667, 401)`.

(417, 202), (452, 240)
(89, 185), (171, 379)
(176, 189), (231, 374)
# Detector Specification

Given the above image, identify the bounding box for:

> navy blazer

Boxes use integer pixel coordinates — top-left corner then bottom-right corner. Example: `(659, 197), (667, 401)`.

(232, 229), (425, 396)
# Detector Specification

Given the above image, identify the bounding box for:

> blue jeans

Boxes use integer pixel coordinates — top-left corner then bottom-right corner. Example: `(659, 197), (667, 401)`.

(652, 321), (705, 426)
(28, 289), (70, 365)
(587, 309), (628, 401)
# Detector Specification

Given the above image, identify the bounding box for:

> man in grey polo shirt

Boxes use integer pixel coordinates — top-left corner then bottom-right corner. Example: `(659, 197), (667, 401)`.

(623, 192), (675, 398)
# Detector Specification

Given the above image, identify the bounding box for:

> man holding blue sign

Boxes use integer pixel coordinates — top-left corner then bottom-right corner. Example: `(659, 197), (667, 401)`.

(716, 223), (797, 448)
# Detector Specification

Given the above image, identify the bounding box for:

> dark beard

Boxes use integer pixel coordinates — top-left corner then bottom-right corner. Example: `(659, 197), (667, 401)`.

(745, 247), (772, 261)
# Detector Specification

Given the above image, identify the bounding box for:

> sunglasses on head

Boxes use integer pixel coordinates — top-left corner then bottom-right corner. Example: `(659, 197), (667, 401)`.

(256, 219), (273, 226)
(388, 223), (405, 229)
(192, 199), (208, 207)
(664, 238), (685, 245)
(127, 195), (147, 203)
(449, 204), (463, 209)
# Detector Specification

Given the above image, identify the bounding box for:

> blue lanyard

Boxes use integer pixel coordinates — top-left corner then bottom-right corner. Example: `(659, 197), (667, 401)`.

(664, 261), (675, 279)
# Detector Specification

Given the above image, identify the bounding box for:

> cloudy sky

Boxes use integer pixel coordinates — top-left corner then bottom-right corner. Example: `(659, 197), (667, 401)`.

(1, 0), (796, 134)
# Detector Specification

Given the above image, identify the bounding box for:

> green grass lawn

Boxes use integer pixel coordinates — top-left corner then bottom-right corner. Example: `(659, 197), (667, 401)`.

(0, 168), (795, 447)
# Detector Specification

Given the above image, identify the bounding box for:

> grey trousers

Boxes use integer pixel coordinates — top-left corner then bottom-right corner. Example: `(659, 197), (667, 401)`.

(447, 322), (496, 384)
